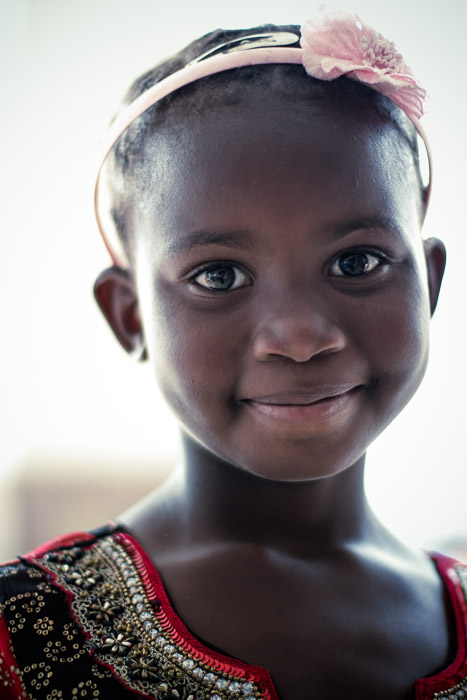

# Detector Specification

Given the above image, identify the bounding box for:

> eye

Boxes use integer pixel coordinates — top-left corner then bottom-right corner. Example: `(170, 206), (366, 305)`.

(330, 251), (383, 277)
(193, 265), (251, 291)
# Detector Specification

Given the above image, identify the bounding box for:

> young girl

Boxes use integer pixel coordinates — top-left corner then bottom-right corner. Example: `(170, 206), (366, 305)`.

(0, 7), (461, 700)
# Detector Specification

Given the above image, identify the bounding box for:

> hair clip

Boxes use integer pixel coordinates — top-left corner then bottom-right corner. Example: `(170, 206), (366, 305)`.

(190, 32), (300, 65)
(95, 8), (431, 267)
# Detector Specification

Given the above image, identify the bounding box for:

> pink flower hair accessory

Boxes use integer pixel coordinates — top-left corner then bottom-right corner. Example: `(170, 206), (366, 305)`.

(300, 6), (426, 122)
(95, 7), (431, 266)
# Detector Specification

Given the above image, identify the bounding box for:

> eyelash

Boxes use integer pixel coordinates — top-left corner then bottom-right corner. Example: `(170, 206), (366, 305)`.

(188, 249), (388, 293)
(191, 263), (252, 291)
(329, 250), (387, 278)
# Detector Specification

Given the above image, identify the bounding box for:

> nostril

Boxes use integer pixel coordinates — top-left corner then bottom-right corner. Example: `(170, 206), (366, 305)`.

(253, 314), (347, 363)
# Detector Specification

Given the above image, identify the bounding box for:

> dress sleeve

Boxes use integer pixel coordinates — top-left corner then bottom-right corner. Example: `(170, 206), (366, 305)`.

(0, 611), (27, 699)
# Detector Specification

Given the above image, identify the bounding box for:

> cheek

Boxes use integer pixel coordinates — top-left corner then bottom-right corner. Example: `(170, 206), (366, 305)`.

(359, 271), (431, 403)
(139, 279), (243, 421)
(371, 300), (427, 367)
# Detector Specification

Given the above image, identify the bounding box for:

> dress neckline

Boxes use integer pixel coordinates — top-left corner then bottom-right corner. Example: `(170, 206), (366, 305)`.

(110, 524), (467, 699)
(113, 526), (280, 698)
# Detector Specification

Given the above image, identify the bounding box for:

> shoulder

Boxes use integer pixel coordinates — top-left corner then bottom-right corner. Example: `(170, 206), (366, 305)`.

(431, 551), (467, 607)
(0, 524), (127, 698)
(0, 523), (276, 700)
(413, 553), (467, 700)
(429, 552), (467, 640)
(0, 524), (117, 604)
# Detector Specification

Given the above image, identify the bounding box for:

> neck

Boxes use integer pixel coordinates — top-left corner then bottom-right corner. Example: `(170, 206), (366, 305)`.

(175, 434), (377, 557)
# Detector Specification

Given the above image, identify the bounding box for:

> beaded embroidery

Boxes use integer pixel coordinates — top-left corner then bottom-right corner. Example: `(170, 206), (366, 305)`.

(426, 565), (467, 700)
(2, 528), (467, 700)
(432, 680), (467, 699)
(31, 530), (274, 699)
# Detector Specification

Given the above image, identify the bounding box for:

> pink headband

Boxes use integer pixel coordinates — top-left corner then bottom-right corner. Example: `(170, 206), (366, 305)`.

(95, 7), (431, 266)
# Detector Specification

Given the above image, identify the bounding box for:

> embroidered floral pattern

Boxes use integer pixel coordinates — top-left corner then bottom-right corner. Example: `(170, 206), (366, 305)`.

(2, 528), (466, 699)
(29, 531), (274, 699)
(89, 597), (122, 624)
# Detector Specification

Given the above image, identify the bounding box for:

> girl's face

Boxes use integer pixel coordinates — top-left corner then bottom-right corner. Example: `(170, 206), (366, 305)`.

(128, 90), (443, 481)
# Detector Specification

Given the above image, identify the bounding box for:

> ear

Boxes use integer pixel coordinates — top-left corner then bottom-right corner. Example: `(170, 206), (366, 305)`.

(93, 266), (147, 361)
(423, 237), (446, 316)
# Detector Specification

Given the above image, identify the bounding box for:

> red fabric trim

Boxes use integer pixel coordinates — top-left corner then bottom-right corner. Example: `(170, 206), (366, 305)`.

(23, 530), (98, 558)
(26, 541), (166, 700)
(0, 613), (28, 699)
(16, 528), (467, 699)
(116, 531), (281, 699)
(412, 553), (467, 698)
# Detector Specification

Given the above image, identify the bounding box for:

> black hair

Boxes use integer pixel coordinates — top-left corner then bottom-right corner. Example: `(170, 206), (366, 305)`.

(106, 24), (424, 255)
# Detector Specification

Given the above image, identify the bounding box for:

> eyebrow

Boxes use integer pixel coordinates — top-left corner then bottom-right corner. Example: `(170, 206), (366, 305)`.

(164, 216), (405, 256)
(323, 216), (405, 241)
(165, 230), (256, 256)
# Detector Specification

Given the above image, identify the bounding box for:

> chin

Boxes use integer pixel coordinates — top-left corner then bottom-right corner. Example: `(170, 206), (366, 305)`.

(212, 436), (367, 483)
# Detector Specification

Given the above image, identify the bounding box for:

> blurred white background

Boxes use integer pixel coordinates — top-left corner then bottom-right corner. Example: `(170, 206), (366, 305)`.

(0, 0), (466, 560)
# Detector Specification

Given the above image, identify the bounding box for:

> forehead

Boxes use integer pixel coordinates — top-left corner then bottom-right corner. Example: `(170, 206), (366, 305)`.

(132, 86), (420, 254)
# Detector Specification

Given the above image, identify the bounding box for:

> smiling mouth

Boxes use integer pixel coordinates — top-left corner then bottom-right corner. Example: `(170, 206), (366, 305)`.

(242, 387), (362, 423)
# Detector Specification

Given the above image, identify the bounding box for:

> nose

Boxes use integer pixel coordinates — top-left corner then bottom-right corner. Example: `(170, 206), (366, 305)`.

(252, 293), (347, 363)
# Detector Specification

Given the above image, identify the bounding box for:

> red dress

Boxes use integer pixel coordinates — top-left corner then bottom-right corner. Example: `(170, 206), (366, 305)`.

(0, 523), (466, 699)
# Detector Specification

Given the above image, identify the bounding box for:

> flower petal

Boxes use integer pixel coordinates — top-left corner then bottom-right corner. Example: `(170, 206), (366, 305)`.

(300, 5), (426, 120)
(301, 8), (364, 63)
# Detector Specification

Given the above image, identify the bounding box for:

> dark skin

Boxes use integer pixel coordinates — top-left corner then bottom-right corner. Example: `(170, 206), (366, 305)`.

(95, 88), (448, 699)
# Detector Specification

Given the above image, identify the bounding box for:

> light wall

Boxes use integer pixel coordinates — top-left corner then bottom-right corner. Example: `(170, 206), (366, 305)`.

(1, 0), (466, 559)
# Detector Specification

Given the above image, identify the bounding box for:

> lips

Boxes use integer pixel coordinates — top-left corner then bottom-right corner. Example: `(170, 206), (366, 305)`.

(241, 386), (362, 423)
(244, 385), (359, 404)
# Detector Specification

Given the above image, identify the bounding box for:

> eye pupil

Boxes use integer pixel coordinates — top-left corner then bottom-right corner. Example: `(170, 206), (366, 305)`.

(204, 267), (235, 289)
(339, 253), (369, 276)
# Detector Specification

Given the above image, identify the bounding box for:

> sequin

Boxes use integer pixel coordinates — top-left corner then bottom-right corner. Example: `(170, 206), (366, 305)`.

(242, 682), (255, 694)
(0, 529), (279, 699)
